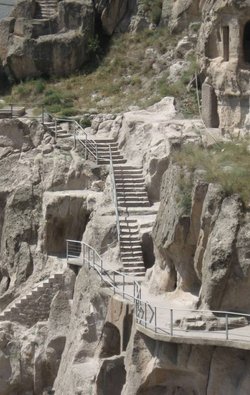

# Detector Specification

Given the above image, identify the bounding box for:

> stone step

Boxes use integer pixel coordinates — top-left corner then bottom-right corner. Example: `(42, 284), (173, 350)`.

(121, 256), (144, 262)
(99, 154), (124, 160)
(115, 181), (145, 187)
(120, 217), (138, 222)
(96, 145), (119, 151)
(123, 267), (145, 274)
(93, 138), (116, 144)
(116, 186), (146, 192)
(120, 245), (142, 251)
(123, 261), (145, 267)
(120, 236), (139, 241)
(117, 194), (148, 200)
(121, 251), (142, 257)
(120, 229), (139, 235)
(114, 170), (143, 176)
(115, 175), (144, 181)
(118, 201), (150, 208)
(120, 228), (139, 233)
(120, 243), (141, 249)
(99, 159), (126, 165)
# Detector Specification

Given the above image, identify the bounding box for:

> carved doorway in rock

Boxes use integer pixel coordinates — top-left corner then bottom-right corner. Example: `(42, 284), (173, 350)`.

(243, 21), (250, 64)
(223, 26), (229, 61)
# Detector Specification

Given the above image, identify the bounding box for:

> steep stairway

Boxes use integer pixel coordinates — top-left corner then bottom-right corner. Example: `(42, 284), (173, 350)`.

(84, 138), (126, 165)
(35, 0), (58, 19)
(0, 272), (64, 327)
(44, 121), (70, 138)
(120, 217), (145, 276)
(114, 165), (150, 208)
(91, 138), (151, 278)
(42, 118), (150, 278)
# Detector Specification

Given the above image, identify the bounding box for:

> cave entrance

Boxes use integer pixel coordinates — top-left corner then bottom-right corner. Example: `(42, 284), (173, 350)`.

(222, 26), (229, 61)
(44, 197), (89, 256)
(99, 322), (121, 358)
(243, 21), (250, 64)
(142, 233), (155, 270)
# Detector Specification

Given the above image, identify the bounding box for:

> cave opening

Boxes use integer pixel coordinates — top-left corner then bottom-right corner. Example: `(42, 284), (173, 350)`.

(122, 308), (133, 351)
(142, 233), (155, 270)
(222, 25), (229, 61)
(243, 21), (250, 64)
(99, 322), (121, 358)
(44, 197), (89, 256)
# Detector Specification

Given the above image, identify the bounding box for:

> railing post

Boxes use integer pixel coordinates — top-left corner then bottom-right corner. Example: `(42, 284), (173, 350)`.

(154, 307), (157, 333)
(96, 144), (98, 165)
(226, 314), (229, 340)
(82, 244), (85, 266)
(123, 276), (125, 299)
(88, 247), (90, 269)
(113, 272), (116, 294)
(42, 106), (44, 124)
(55, 119), (57, 139)
(66, 241), (68, 264)
(170, 309), (173, 336)
(10, 103), (13, 119)
(85, 135), (87, 160)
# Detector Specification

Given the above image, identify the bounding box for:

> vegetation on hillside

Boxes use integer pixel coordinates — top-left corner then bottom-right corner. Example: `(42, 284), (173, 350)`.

(173, 141), (250, 206)
(2, 27), (199, 117)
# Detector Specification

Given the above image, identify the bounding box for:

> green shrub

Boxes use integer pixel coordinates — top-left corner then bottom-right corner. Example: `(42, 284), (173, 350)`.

(80, 116), (91, 128)
(59, 108), (79, 117)
(35, 79), (46, 94)
(177, 172), (193, 215)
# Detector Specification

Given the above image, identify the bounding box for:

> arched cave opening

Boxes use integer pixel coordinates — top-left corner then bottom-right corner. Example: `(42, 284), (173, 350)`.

(99, 322), (121, 358)
(243, 21), (250, 64)
(222, 25), (229, 61)
(142, 233), (155, 270)
(45, 197), (89, 256)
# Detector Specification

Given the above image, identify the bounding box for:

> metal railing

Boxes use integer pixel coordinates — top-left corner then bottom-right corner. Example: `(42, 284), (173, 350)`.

(109, 145), (121, 243)
(43, 112), (98, 163)
(67, 240), (141, 302)
(0, 104), (99, 163)
(66, 239), (250, 344)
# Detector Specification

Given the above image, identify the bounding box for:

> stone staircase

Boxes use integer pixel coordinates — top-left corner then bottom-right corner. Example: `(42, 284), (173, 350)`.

(0, 273), (64, 327)
(35, 0), (58, 19)
(44, 121), (150, 278)
(119, 217), (145, 276)
(44, 121), (70, 138)
(90, 138), (150, 278)
(84, 138), (126, 165)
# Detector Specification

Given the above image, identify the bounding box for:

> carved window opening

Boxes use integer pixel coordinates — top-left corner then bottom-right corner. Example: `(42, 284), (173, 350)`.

(243, 21), (250, 64)
(223, 26), (229, 61)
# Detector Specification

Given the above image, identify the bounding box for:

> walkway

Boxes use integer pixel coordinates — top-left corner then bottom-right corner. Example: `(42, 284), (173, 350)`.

(67, 239), (250, 350)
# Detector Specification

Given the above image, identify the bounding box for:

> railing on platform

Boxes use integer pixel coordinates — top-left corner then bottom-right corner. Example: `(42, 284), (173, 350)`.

(44, 112), (98, 163)
(66, 239), (250, 344)
(67, 239), (141, 302)
(0, 104), (99, 163)
(109, 145), (120, 243)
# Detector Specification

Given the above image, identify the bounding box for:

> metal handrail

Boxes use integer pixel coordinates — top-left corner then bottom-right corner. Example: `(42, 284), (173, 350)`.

(0, 104), (99, 163)
(66, 239), (250, 343)
(43, 111), (98, 163)
(109, 145), (121, 243)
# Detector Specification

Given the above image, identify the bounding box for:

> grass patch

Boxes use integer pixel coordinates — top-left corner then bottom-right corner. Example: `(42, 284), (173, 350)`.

(173, 141), (250, 205)
(2, 26), (198, 115)
(176, 171), (193, 215)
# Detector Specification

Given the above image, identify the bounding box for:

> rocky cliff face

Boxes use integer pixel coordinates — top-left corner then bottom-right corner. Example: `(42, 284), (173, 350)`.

(0, 97), (249, 393)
